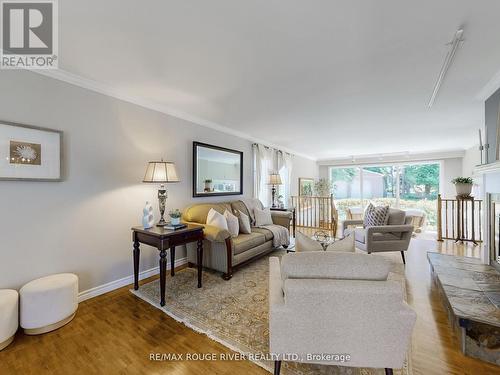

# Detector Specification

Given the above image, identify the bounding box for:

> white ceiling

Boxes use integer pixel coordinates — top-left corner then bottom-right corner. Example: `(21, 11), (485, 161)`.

(57, 0), (500, 160)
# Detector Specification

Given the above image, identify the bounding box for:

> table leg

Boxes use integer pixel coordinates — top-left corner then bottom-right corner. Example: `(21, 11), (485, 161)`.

(170, 246), (175, 277)
(197, 239), (203, 288)
(292, 210), (296, 238)
(159, 249), (167, 306)
(133, 239), (140, 290)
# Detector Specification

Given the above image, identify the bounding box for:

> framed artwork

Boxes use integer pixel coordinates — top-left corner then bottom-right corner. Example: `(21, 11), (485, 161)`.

(193, 141), (243, 197)
(0, 121), (63, 181)
(299, 177), (314, 196)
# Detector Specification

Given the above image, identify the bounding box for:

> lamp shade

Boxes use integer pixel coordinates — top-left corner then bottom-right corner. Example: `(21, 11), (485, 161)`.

(268, 173), (282, 185)
(143, 161), (180, 183)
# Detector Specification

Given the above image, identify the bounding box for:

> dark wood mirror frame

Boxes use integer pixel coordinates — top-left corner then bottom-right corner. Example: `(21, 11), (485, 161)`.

(192, 141), (244, 197)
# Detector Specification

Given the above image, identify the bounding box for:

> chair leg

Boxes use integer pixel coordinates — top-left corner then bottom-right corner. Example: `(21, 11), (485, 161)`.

(385, 369), (393, 375)
(400, 251), (406, 265)
(274, 360), (282, 375)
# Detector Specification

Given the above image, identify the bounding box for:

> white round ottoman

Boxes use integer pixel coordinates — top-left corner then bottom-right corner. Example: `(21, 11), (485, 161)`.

(20, 273), (78, 335)
(0, 290), (18, 350)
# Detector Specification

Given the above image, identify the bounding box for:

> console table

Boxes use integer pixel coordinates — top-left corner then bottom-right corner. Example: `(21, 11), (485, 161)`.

(132, 225), (204, 306)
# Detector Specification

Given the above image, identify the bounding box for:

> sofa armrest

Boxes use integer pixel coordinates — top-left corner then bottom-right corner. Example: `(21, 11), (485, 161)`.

(271, 211), (292, 228)
(366, 224), (413, 234)
(343, 219), (363, 228)
(269, 257), (284, 307)
(182, 221), (231, 242)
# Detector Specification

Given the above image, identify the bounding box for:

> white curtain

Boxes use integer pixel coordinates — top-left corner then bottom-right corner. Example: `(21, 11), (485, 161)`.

(278, 151), (293, 207)
(254, 144), (293, 207)
(253, 144), (274, 206)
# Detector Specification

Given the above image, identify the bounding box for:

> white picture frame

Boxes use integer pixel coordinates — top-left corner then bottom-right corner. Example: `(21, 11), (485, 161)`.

(0, 120), (63, 181)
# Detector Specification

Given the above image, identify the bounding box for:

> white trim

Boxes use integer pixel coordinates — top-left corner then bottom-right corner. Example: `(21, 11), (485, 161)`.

(318, 149), (465, 166)
(473, 161), (500, 175)
(29, 69), (316, 161)
(77, 257), (187, 302)
(476, 68), (500, 101)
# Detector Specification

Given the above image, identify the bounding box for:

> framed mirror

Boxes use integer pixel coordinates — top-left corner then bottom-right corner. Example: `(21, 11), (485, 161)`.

(193, 142), (243, 197)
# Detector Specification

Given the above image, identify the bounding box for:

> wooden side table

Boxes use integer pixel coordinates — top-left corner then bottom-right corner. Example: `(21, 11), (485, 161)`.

(131, 224), (204, 306)
(270, 207), (296, 237)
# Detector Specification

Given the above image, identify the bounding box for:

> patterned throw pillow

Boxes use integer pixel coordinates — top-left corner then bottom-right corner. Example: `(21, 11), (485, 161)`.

(363, 203), (390, 227)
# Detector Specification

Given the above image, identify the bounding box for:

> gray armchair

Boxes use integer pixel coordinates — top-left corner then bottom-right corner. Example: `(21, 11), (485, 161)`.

(269, 252), (416, 375)
(343, 208), (413, 264)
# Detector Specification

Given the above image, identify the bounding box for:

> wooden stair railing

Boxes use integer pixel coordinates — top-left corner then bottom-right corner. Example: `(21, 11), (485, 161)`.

(437, 194), (482, 244)
(290, 195), (338, 236)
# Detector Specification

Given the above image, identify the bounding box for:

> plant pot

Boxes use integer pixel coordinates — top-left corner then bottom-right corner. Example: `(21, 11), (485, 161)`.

(455, 183), (472, 197)
(170, 217), (181, 225)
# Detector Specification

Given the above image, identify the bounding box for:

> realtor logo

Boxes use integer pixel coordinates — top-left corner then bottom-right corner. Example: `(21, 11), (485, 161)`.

(1, 0), (58, 69)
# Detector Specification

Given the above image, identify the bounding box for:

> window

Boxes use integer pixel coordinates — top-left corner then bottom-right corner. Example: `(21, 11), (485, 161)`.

(330, 162), (440, 230)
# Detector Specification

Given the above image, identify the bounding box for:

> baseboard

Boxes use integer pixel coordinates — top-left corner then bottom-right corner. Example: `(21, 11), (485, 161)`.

(78, 257), (187, 303)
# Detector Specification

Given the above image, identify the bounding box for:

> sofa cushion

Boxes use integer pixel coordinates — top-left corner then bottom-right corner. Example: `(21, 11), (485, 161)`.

(183, 203), (232, 224)
(387, 208), (406, 225)
(236, 210), (251, 234)
(363, 203), (389, 227)
(230, 200), (251, 219)
(232, 232), (266, 255)
(251, 227), (273, 241)
(207, 209), (228, 231)
(224, 210), (239, 238)
(255, 207), (273, 226)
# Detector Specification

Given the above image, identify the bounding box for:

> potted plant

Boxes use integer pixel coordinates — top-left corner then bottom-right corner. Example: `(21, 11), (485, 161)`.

(314, 178), (333, 197)
(169, 209), (182, 225)
(451, 177), (473, 197)
(204, 179), (213, 192)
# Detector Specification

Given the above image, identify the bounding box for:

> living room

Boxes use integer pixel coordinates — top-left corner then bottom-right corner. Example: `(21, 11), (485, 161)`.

(1, 1), (500, 375)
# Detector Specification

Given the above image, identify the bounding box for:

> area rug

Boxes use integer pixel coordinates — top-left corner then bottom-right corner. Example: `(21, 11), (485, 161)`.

(131, 250), (412, 375)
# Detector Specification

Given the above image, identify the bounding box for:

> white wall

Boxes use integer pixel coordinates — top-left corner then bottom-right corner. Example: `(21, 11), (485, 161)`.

(318, 165), (329, 180)
(290, 156), (319, 196)
(0, 70), (313, 293)
(441, 158), (463, 198)
(463, 144), (481, 177)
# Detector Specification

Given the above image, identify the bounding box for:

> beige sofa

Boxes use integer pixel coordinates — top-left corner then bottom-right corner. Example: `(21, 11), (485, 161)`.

(182, 200), (291, 280)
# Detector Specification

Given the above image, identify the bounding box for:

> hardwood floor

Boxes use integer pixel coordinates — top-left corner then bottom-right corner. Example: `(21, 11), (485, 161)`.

(1, 236), (499, 374)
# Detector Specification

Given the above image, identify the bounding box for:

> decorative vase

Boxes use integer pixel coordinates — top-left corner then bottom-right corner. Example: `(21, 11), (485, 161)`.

(171, 217), (181, 225)
(142, 201), (154, 229)
(455, 183), (472, 197)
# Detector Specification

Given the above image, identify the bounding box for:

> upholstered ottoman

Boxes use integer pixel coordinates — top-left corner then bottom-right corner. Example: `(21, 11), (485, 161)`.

(0, 290), (18, 350)
(20, 273), (78, 335)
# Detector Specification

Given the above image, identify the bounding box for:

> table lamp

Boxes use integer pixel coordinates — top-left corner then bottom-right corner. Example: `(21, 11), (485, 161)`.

(143, 160), (180, 226)
(268, 172), (282, 208)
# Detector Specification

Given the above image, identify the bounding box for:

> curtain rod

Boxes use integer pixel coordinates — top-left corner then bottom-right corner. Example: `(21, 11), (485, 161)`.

(252, 143), (293, 156)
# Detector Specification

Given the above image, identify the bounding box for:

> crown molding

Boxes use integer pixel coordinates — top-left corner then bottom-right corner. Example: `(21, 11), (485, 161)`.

(476, 68), (500, 101)
(30, 69), (316, 161)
